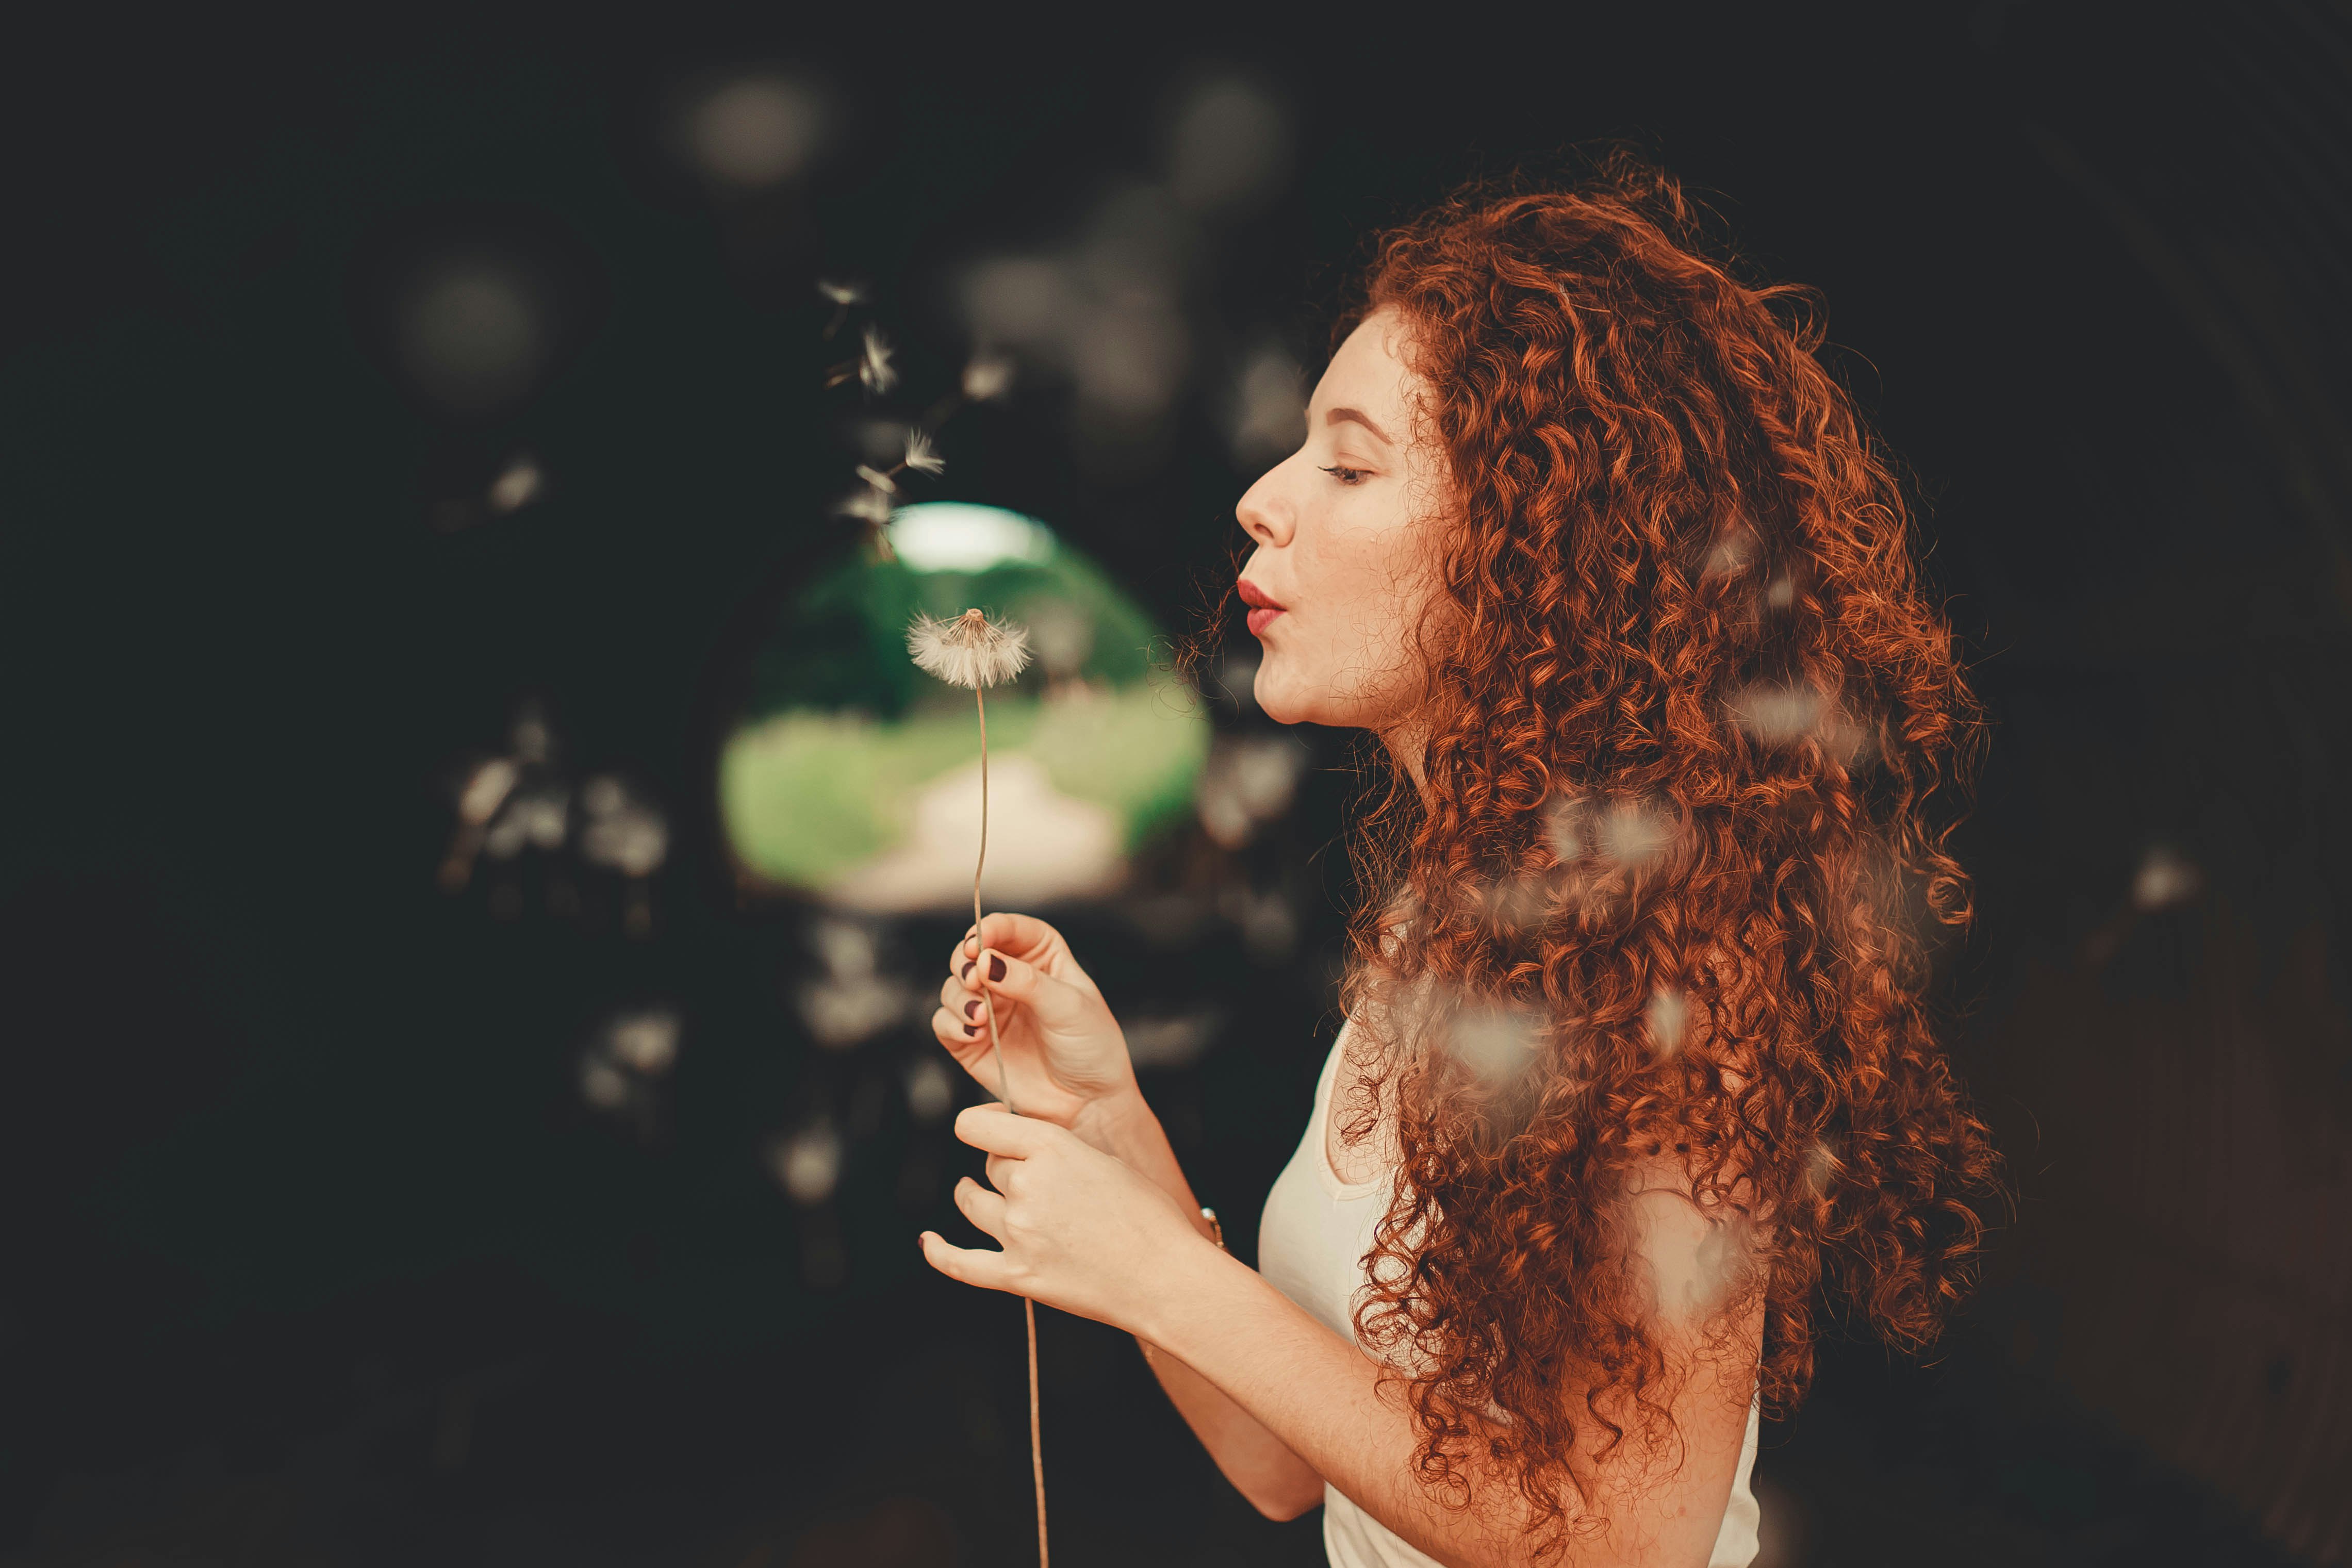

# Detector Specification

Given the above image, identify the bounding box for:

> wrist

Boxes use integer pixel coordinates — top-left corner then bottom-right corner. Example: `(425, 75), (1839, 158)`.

(1068, 1083), (1157, 1160)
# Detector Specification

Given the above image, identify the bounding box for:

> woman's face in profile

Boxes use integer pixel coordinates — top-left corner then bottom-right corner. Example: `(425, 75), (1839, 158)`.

(1235, 306), (1449, 733)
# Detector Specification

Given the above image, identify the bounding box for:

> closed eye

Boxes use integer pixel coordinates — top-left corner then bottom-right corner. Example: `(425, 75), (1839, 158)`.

(1319, 465), (1369, 486)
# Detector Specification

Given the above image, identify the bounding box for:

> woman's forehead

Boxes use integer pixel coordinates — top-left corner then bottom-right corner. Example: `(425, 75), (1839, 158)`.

(1315, 308), (1417, 419)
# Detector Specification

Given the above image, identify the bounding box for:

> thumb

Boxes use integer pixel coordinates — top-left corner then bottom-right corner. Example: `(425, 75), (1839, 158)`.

(975, 946), (1092, 1030)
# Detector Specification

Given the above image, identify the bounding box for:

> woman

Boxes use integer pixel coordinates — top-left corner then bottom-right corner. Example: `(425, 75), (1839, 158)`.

(920, 154), (1996, 1567)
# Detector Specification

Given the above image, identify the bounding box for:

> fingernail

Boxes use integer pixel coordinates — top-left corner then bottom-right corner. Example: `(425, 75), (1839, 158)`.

(960, 961), (975, 981)
(988, 954), (1006, 982)
(964, 1000), (981, 1020)
(963, 1022), (978, 1036)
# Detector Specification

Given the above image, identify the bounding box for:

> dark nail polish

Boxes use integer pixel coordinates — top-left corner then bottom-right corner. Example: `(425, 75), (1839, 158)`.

(963, 1022), (979, 1036)
(964, 1000), (981, 1020)
(988, 955), (1006, 982)
(960, 961), (974, 981)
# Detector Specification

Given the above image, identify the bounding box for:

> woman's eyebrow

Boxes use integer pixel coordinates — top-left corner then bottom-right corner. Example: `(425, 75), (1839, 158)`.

(1324, 406), (1393, 446)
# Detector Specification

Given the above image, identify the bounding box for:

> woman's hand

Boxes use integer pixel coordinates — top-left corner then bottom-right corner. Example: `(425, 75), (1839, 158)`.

(931, 912), (1140, 1143)
(920, 1104), (1225, 1334)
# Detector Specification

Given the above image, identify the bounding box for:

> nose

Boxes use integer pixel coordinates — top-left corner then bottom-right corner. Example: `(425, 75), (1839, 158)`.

(1235, 459), (1294, 548)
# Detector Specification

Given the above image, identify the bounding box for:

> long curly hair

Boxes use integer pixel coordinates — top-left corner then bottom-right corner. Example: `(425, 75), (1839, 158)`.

(1323, 153), (1998, 1549)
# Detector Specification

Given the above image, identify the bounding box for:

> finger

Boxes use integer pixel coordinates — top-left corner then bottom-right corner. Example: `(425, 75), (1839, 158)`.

(972, 947), (1086, 1028)
(952, 1175), (1009, 1241)
(937, 972), (990, 1022)
(931, 1005), (985, 1054)
(918, 1230), (1019, 1294)
(950, 911), (1062, 971)
(952, 1101), (1055, 1157)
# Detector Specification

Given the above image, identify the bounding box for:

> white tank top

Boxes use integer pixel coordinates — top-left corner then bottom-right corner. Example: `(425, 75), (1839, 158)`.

(1257, 1020), (1763, 1568)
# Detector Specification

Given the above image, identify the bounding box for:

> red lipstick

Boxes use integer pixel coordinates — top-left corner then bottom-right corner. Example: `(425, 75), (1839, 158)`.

(1238, 578), (1286, 638)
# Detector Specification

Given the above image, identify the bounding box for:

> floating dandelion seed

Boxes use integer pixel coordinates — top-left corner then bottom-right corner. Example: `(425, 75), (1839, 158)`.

(1801, 1138), (1841, 1201)
(855, 463), (900, 496)
(1701, 531), (1754, 576)
(901, 428), (945, 476)
(1543, 795), (1588, 862)
(2133, 844), (2202, 911)
(1597, 798), (1673, 868)
(1727, 681), (1828, 745)
(859, 322), (897, 395)
(1451, 1003), (1542, 1086)
(963, 353), (1014, 401)
(908, 607), (1046, 1568)
(818, 278), (867, 339)
(1646, 988), (1688, 1058)
(836, 485), (894, 525)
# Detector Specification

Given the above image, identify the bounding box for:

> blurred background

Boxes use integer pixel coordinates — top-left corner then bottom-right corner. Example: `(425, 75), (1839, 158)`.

(3, 5), (2348, 1565)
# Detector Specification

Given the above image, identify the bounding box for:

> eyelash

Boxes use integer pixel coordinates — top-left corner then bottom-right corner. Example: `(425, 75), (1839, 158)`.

(1319, 465), (1369, 486)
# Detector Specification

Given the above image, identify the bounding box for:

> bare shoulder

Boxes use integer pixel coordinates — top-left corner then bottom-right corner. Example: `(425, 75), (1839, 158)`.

(1620, 1141), (1770, 1342)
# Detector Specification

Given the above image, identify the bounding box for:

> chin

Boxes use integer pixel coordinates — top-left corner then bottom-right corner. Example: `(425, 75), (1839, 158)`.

(1251, 667), (1307, 726)
(1251, 667), (1335, 729)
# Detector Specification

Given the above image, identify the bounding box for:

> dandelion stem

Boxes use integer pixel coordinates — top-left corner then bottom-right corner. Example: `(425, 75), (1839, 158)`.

(971, 682), (1048, 1568)
(1027, 1296), (1047, 1567)
(974, 685), (1010, 1112)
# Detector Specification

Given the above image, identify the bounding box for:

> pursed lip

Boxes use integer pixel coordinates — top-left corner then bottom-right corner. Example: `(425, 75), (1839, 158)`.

(1237, 578), (1286, 637)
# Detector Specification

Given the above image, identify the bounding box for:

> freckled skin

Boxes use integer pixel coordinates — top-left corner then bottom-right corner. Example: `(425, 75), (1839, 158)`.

(1236, 307), (1450, 734)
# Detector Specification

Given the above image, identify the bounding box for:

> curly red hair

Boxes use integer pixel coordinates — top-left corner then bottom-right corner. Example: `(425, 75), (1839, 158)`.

(1324, 153), (1998, 1548)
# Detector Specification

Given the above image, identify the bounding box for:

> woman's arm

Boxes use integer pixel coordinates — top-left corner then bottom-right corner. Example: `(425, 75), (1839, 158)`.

(1143, 1227), (1761, 1567)
(1077, 1093), (1328, 1522)
(932, 923), (1324, 1518)
(923, 1108), (1760, 1568)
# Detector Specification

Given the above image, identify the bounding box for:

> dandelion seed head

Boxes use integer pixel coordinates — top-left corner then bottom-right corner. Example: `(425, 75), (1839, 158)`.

(901, 428), (945, 476)
(817, 278), (867, 306)
(906, 608), (1032, 689)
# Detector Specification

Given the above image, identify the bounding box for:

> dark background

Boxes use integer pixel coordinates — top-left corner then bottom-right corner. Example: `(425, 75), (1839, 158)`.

(3, 5), (2349, 1565)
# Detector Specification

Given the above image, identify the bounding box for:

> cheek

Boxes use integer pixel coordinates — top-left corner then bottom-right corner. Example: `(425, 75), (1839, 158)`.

(1317, 519), (1426, 639)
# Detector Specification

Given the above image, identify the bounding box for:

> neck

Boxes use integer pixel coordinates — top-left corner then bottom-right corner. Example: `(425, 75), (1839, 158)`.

(1379, 721), (1430, 801)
